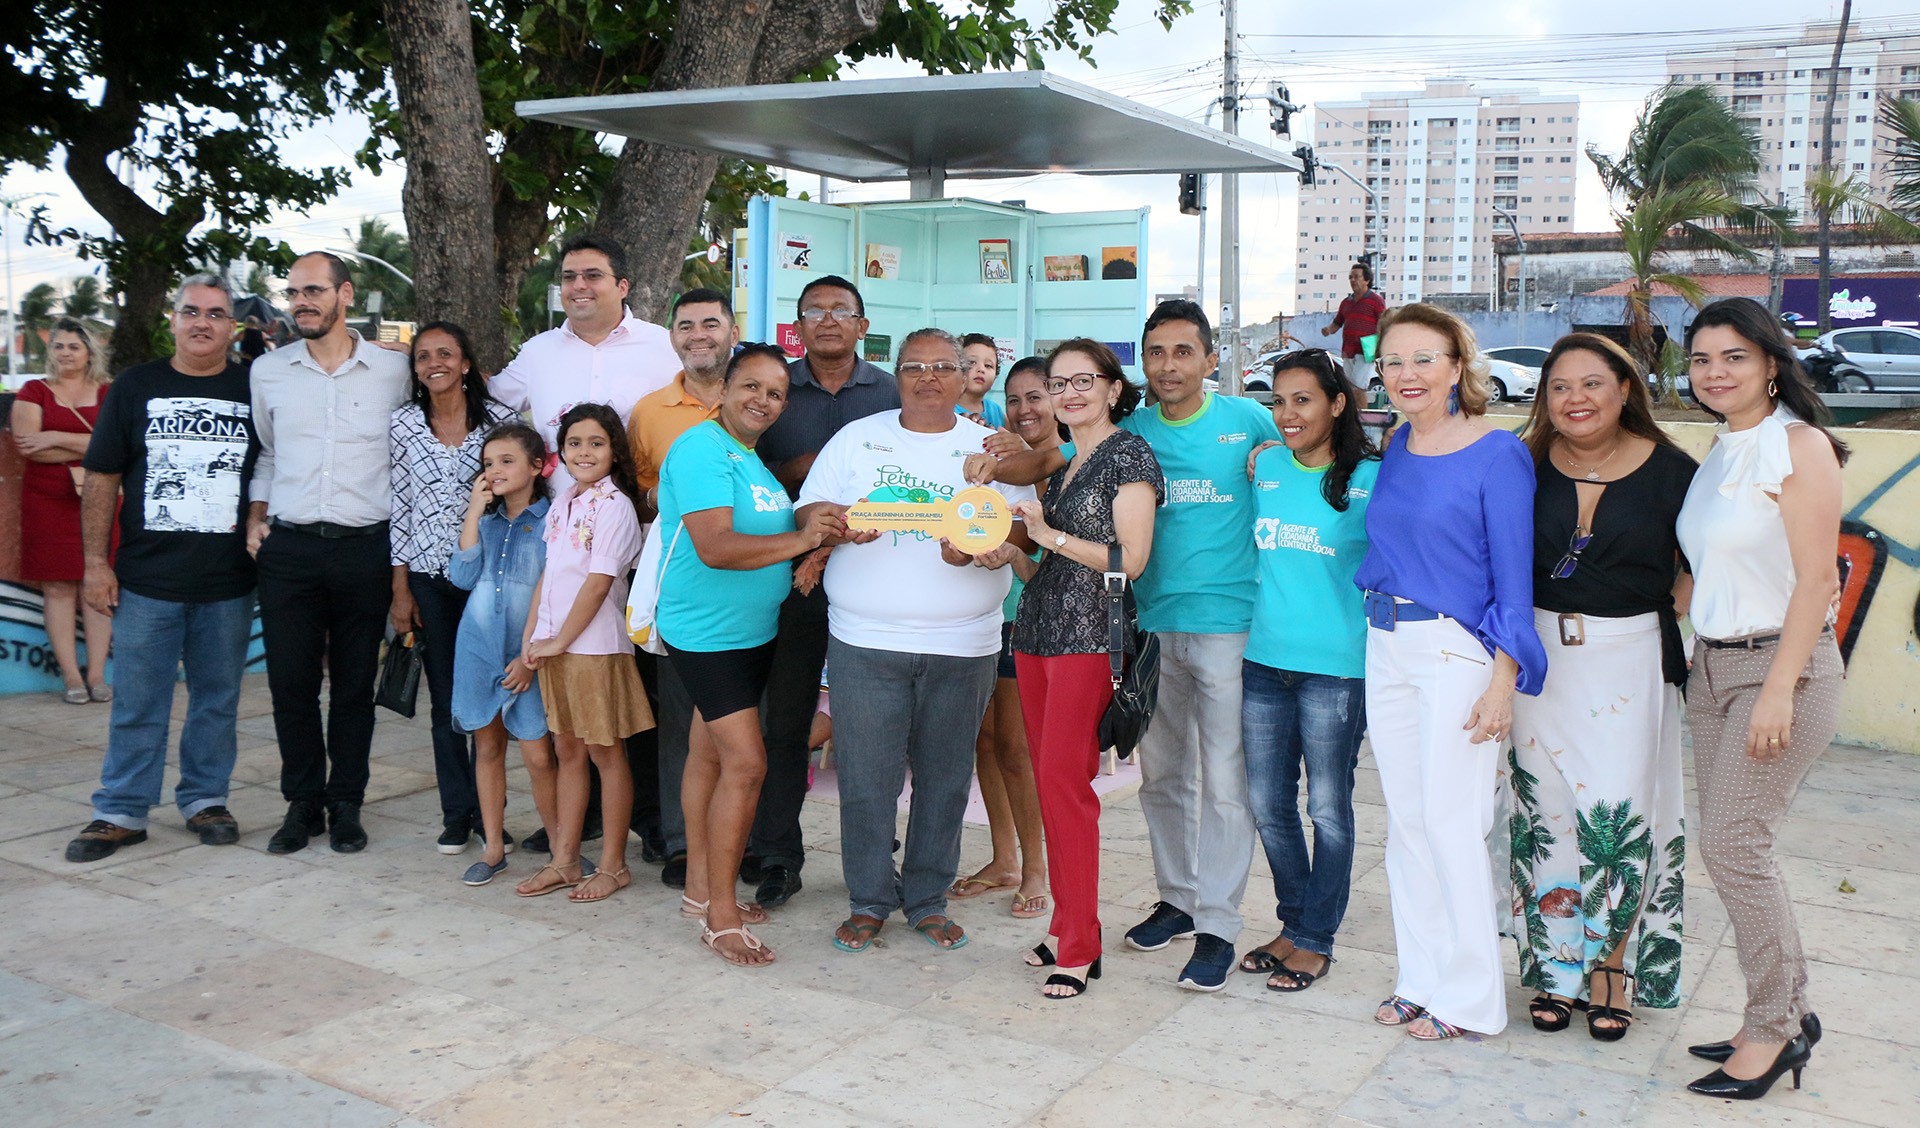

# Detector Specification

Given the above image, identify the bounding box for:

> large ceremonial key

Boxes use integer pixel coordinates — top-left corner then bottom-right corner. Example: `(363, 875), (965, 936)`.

(844, 485), (1015, 553)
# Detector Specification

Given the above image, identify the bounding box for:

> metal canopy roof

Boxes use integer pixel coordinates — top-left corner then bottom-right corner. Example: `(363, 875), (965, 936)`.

(517, 71), (1299, 198)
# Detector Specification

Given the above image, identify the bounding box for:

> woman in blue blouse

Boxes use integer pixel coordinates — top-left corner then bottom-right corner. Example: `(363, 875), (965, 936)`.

(389, 321), (519, 855)
(447, 423), (552, 886)
(655, 344), (845, 967)
(1353, 303), (1548, 1040)
(1239, 348), (1379, 993)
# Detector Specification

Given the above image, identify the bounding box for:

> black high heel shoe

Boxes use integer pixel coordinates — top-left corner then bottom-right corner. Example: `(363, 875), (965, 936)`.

(1026, 941), (1056, 967)
(1686, 1034), (1812, 1100)
(1042, 957), (1102, 1000)
(1688, 1013), (1821, 1063)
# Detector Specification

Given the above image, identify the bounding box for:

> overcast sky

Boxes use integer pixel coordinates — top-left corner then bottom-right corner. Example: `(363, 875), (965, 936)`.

(2, 0), (1908, 329)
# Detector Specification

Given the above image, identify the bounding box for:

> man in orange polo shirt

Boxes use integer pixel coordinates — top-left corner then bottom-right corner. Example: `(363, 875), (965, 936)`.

(627, 286), (739, 886)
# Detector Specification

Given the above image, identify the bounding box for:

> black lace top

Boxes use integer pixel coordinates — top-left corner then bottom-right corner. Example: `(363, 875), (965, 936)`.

(1012, 430), (1164, 656)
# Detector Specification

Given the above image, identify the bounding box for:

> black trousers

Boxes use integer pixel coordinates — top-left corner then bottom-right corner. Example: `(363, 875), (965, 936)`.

(580, 650), (661, 840)
(256, 526), (392, 806)
(654, 653), (695, 856)
(408, 572), (477, 824)
(747, 585), (829, 871)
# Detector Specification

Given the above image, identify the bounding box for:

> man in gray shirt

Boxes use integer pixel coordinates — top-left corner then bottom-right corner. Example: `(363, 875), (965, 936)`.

(247, 251), (410, 855)
(742, 275), (899, 909)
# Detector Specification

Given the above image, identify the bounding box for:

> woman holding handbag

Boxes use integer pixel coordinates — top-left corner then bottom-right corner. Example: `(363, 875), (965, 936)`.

(12, 318), (116, 703)
(1010, 338), (1161, 1000)
(654, 344), (846, 966)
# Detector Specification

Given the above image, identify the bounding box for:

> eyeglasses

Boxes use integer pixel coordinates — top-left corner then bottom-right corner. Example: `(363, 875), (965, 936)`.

(897, 362), (963, 378)
(559, 269), (613, 285)
(1549, 526), (1595, 580)
(1375, 350), (1456, 377)
(287, 284), (339, 301)
(1045, 372), (1111, 395)
(798, 306), (862, 323)
(176, 306), (233, 323)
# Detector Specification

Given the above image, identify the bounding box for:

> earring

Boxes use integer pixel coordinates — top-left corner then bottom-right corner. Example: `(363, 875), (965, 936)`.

(1767, 379), (1777, 398)
(1447, 386), (1460, 415)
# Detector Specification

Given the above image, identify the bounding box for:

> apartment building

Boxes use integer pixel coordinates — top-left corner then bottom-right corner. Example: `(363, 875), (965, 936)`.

(1295, 79), (1580, 312)
(1667, 21), (1920, 212)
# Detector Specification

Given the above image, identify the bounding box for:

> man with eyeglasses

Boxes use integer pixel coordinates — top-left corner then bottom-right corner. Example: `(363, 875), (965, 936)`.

(744, 274), (900, 909)
(796, 328), (1036, 951)
(63, 274), (260, 863)
(1321, 261), (1386, 391)
(491, 233), (679, 861)
(246, 251), (411, 855)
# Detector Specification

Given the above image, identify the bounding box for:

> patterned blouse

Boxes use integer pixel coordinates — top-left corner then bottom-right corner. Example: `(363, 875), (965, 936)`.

(1012, 430), (1164, 657)
(389, 397), (520, 577)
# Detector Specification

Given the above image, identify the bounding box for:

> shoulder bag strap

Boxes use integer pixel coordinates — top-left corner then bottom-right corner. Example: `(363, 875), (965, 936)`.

(1104, 542), (1128, 690)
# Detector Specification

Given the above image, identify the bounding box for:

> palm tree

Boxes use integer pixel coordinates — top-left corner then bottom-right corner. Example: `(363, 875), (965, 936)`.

(1575, 799), (1653, 947)
(1883, 95), (1920, 218)
(19, 282), (58, 367)
(348, 216), (416, 320)
(63, 277), (104, 321)
(1588, 84), (1790, 387)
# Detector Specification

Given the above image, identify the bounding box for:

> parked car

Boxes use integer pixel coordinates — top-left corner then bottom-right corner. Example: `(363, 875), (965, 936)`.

(1485, 345), (1551, 370)
(1370, 353), (1538, 403)
(1800, 326), (1920, 389)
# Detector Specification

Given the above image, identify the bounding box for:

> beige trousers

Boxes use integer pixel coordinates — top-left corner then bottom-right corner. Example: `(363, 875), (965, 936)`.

(1686, 634), (1844, 1041)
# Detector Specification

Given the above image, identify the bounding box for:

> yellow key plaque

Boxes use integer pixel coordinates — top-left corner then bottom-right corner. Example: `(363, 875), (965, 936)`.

(844, 485), (1015, 553)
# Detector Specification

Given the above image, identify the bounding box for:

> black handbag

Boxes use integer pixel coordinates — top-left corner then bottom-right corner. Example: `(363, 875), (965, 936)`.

(374, 629), (423, 718)
(1096, 543), (1159, 759)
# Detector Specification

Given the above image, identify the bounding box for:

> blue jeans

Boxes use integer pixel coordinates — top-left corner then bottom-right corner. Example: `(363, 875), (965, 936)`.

(92, 590), (253, 829)
(1240, 660), (1366, 958)
(828, 637), (998, 926)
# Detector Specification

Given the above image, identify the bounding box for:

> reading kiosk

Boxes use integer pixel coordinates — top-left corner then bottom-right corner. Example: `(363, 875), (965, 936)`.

(518, 72), (1300, 383)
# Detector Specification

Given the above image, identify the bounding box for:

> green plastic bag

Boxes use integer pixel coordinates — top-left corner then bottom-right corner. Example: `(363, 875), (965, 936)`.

(1360, 333), (1379, 362)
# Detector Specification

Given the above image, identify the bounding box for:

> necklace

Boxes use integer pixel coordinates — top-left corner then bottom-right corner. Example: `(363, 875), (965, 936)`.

(1559, 439), (1621, 481)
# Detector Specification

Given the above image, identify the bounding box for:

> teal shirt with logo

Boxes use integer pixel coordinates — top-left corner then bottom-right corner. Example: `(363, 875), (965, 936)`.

(1246, 450), (1379, 678)
(1121, 393), (1282, 633)
(656, 421), (796, 651)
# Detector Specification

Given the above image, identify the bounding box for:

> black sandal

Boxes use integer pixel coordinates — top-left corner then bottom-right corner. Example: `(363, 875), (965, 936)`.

(1265, 953), (1332, 993)
(1240, 937), (1292, 973)
(1025, 941), (1056, 967)
(1587, 968), (1634, 1042)
(1042, 957), (1102, 1000)
(1528, 994), (1587, 1033)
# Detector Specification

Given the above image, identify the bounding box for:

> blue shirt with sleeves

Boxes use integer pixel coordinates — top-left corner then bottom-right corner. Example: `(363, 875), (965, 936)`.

(1352, 426), (1548, 695)
(447, 496), (550, 740)
(657, 420), (797, 651)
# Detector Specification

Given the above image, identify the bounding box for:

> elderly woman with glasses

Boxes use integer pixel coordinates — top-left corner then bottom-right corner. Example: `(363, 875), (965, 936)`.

(1352, 303), (1547, 1041)
(1509, 334), (1697, 1042)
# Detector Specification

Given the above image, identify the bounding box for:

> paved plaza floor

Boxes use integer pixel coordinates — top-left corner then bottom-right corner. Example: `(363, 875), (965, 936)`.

(1, 675), (1916, 1127)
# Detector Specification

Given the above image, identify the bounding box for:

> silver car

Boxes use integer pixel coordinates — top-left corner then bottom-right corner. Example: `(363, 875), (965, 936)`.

(1366, 354), (1537, 403)
(1813, 325), (1920, 389)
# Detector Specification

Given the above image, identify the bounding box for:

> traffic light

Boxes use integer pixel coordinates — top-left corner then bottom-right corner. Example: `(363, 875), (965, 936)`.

(1293, 144), (1317, 187)
(1178, 173), (1204, 216)
(1268, 82), (1302, 139)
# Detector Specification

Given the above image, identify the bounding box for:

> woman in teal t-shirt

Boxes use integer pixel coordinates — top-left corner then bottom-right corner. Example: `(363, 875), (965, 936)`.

(1240, 348), (1380, 994)
(656, 344), (842, 968)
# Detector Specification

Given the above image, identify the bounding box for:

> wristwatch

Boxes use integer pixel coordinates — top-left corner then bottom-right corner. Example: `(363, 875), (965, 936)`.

(1053, 532), (1068, 550)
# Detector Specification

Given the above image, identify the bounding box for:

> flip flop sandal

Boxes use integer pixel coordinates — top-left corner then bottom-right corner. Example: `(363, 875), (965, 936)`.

(949, 875), (1017, 899)
(1010, 893), (1050, 918)
(1375, 996), (1427, 1026)
(703, 925), (775, 967)
(1241, 939), (1294, 973)
(912, 918), (969, 950)
(1408, 1014), (1468, 1041)
(680, 895), (770, 923)
(514, 862), (583, 898)
(1266, 955), (1333, 993)
(569, 866), (630, 903)
(832, 918), (883, 953)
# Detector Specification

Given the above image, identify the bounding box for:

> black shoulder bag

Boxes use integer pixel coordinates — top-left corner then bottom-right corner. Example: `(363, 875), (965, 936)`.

(1096, 543), (1159, 759)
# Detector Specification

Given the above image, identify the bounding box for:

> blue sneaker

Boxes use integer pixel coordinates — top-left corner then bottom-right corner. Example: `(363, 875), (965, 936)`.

(1177, 933), (1235, 992)
(1125, 901), (1197, 952)
(462, 858), (508, 886)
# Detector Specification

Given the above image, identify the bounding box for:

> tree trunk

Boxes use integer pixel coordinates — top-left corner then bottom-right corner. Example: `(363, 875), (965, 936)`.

(1816, 1), (1853, 334)
(382, 0), (507, 371)
(597, 0), (882, 322)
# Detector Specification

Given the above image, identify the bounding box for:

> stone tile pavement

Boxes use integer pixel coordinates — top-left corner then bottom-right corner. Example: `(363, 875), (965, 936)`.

(1, 676), (1917, 1126)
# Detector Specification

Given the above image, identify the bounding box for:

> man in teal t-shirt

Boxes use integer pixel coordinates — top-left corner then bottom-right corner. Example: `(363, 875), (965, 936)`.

(1116, 301), (1280, 990)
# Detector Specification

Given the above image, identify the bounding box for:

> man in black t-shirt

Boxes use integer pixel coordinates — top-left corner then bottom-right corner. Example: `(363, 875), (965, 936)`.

(64, 273), (260, 863)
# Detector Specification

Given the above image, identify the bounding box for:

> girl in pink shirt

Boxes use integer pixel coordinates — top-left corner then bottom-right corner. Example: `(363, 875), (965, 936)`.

(519, 403), (654, 901)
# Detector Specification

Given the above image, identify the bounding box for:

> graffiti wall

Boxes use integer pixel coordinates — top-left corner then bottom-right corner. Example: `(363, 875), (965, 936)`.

(1661, 422), (1920, 753)
(0, 581), (266, 695)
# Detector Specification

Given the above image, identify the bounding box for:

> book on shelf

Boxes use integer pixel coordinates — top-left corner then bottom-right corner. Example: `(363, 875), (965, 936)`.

(862, 243), (900, 281)
(1100, 245), (1139, 280)
(778, 232), (812, 270)
(1042, 254), (1089, 282)
(861, 333), (893, 363)
(979, 238), (1014, 284)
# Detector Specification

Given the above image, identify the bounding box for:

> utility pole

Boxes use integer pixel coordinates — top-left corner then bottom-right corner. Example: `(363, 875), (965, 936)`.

(1816, 0), (1853, 334)
(1219, 0), (1242, 395)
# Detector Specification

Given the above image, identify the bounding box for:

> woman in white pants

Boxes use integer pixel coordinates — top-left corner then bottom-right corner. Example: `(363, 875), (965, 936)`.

(1351, 303), (1548, 1040)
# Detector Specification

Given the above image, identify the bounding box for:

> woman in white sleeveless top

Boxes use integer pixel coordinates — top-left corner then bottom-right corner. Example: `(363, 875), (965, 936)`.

(1675, 298), (1847, 1102)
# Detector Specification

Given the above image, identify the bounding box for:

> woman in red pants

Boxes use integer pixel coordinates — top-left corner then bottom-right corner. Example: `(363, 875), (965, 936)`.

(1008, 339), (1161, 999)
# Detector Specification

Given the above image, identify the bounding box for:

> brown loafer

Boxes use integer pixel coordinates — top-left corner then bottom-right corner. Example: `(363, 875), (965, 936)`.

(65, 820), (148, 863)
(186, 806), (240, 846)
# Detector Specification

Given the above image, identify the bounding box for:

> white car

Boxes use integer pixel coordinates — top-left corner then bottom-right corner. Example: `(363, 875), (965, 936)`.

(1366, 353), (1538, 403)
(1802, 325), (1920, 389)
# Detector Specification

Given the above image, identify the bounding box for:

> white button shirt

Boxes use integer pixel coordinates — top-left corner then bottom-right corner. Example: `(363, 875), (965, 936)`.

(489, 308), (678, 494)
(249, 331), (411, 527)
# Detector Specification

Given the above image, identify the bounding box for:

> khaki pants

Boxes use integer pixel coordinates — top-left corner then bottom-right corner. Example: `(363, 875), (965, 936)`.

(1686, 634), (1844, 1041)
